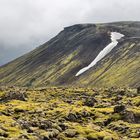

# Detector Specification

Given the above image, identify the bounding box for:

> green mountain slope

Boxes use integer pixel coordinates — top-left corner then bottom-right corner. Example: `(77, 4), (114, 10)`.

(0, 21), (140, 87)
(75, 38), (140, 87)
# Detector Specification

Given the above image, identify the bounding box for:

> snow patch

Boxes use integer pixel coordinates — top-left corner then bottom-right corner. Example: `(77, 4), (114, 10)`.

(76, 32), (124, 76)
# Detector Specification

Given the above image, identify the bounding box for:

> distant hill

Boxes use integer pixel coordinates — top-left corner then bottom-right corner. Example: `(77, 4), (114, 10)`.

(0, 21), (140, 87)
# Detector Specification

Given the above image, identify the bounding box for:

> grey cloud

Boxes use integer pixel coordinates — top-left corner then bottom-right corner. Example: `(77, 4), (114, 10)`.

(0, 0), (140, 65)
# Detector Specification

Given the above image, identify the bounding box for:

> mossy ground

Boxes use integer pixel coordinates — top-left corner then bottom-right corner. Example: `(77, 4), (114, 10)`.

(0, 87), (140, 140)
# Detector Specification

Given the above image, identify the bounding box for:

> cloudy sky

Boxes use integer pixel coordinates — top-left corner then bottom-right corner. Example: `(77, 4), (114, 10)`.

(0, 0), (140, 65)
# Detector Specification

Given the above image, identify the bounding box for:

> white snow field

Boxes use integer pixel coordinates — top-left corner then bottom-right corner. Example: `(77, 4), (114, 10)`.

(76, 32), (124, 76)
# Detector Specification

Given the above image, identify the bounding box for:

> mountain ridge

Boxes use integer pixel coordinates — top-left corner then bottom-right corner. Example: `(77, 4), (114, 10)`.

(0, 21), (140, 87)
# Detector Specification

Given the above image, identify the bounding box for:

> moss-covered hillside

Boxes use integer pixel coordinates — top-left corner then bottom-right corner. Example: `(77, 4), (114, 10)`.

(0, 21), (140, 87)
(0, 86), (140, 139)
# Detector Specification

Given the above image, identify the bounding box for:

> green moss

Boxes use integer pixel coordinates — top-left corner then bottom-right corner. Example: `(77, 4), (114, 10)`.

(94, 107), (114, 114)
(0, 91), (6, 97)
(86, 132), (98, 139)
(111, 113), (122, 121)
(131, 96), (140, 106)
(0, 87), (139, 139)
(0, 115), (22, 138)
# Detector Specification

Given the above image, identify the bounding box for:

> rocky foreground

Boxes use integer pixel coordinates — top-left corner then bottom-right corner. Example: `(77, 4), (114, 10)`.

(0, 87), (140, 140)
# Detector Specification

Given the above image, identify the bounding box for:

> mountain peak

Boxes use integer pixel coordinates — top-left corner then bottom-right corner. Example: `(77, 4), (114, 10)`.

(63, 24), (96, 32)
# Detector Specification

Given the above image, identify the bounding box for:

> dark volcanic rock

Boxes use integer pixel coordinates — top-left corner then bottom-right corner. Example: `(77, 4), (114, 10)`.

(137, 86), (140, 94)
(0, 129), (9, 138)
(59, 123), (68, 131)
(0, 91), (27, 102)
(122, 111), (136, 123)
(83, 97), (97, 107)
(39, 120), (52, 130)
(114, 105), (126, 113)
(66, 113), (78, 122)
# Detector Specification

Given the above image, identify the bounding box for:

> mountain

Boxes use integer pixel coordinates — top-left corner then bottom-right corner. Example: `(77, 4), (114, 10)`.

(0, 21), (140, 87)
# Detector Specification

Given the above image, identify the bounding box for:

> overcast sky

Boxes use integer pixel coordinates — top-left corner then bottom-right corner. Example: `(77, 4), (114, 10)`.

(0, 0), (140, 65)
